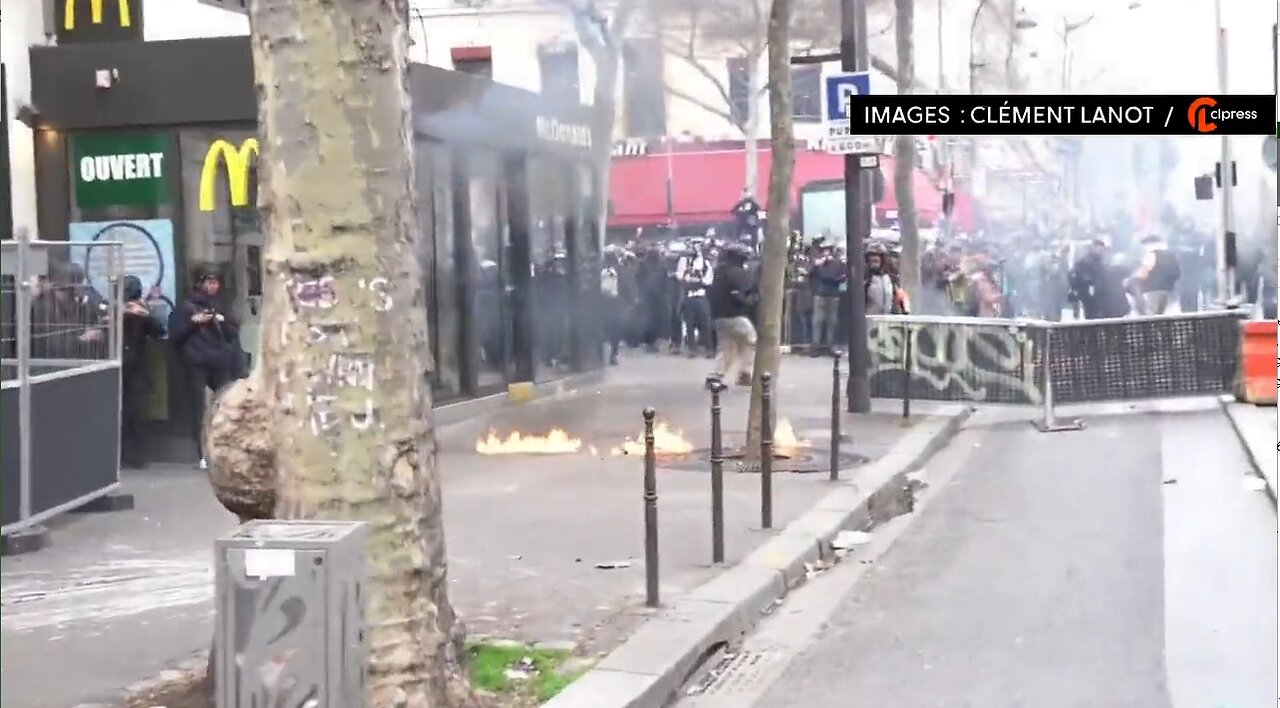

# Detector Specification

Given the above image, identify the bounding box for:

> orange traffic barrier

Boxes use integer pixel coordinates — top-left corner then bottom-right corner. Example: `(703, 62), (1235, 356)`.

(1236, 320), (1277, 405)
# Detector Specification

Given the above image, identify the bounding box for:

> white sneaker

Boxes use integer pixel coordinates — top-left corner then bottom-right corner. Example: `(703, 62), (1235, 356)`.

(198, 458), (209, 471)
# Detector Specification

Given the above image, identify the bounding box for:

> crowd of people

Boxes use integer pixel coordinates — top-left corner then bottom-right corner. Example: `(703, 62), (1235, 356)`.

(595, 209), (1272, 379)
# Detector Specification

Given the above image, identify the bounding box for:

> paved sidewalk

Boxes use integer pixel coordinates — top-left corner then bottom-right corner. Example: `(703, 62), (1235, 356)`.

(1, 352), (920, 708)
(1223, 401), (1277, 500)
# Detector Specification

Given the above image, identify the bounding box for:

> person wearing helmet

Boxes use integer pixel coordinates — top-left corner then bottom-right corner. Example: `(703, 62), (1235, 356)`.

(171, 264), (241, 469)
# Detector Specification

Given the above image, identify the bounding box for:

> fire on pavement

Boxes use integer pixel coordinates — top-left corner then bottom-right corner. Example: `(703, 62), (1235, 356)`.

(611, 422), (695, 456)
(475, 429), (584, 455)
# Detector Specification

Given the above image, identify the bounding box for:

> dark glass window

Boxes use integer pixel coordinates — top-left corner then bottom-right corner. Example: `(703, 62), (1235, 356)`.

(727, 58), (824, 124)
(539, 44), (581, 109)
(726, 56), (751, 127)
(791, 64), (822, 122)
(622, 39), (668, 137)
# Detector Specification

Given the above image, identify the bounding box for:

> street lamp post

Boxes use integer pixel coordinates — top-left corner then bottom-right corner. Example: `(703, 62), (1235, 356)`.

(1212, 0), (1235, 302)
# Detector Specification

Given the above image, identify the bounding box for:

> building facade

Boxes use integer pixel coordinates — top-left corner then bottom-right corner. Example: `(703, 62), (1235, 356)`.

(12, 0), (607, 463)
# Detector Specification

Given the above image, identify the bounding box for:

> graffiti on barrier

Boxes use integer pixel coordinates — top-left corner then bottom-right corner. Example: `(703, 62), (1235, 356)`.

(867, 318), (1043, 404)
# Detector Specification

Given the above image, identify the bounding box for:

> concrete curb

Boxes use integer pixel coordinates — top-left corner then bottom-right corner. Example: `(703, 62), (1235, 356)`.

(544, 405), (975, 708)
(1220, 397), (1278, 506)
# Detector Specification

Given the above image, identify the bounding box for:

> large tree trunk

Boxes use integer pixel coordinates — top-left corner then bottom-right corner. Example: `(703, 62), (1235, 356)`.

(893, 0), (920, 303)
(744, 0), (794, 457)
(242, 1), (473, 704)
(743, 59), (764, 196)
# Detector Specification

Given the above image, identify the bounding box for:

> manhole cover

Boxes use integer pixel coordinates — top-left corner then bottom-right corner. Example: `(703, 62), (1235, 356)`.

(653, 446), (869, 473)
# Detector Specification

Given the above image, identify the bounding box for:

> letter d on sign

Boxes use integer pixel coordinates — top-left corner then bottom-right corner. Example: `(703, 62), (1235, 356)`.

(199, 139), (260, 212)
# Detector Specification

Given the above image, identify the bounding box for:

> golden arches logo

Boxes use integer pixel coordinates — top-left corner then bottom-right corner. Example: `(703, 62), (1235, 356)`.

(64, 0), (132, 30)
(199, 139), (260, 212)
(1187, 97), (1218, 133)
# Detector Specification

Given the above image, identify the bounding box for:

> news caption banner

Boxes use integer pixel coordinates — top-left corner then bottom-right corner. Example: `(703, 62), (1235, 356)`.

(846, 94), (1275, 136)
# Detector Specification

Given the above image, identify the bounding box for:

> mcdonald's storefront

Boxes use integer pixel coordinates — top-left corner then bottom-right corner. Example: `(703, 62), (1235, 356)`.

(28, 36), (606, 462)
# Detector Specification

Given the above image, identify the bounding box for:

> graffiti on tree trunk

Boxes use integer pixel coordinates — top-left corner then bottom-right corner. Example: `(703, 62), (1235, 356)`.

(867, 317), (1044, 404)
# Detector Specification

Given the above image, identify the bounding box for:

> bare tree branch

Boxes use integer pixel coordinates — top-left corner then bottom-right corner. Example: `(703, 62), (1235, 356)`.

(666, 85), (740, 127)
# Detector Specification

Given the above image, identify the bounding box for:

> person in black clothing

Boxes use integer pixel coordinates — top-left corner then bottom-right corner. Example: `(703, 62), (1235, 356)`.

(171, 264), (240, 469)
(1129, 234), (1180, 315)
(731, 189), (763, 245)
(119, 275), (166, 468)
(708, 245), (758, 386)
(30, 262), (108, 359)
(634, 249), (668, 353)
(1069, 239), (1116, 319)
(600, 250), (633, 365)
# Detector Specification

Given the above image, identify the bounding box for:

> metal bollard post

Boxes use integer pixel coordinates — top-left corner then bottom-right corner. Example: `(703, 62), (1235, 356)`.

(1034, 326), (1084, 433)
(901, 322), (912, 419)
(830, 352), (842, 482)
(705, 375), (727, 564)
(760, 372), (774, 530)
(642, 407), (660, 607)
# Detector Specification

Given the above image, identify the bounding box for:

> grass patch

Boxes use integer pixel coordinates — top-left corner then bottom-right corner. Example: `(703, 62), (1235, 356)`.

(467, 642), (589, 703)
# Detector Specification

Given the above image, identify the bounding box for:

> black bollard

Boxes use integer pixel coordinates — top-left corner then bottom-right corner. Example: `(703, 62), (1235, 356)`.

(642, 407), (660, 607)
(901, 322), (912, 419)
(705, 375), (727, 564)
(830, 352), (842, 481)
(760, 372), (774, 530)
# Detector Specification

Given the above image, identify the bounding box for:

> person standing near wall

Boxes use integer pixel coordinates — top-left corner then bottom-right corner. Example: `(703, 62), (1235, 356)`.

(171, 264), (240, 470)
(119, 275), (166, 468)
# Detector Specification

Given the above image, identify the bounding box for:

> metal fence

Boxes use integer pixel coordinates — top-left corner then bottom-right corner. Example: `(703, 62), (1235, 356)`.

(866, 310), (1245, 412)
(1, 237), (125, 534)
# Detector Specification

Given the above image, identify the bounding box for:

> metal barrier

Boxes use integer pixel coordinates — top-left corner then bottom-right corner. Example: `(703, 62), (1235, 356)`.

(1, 237), (125, 537)
(867, 310), (1246, 415)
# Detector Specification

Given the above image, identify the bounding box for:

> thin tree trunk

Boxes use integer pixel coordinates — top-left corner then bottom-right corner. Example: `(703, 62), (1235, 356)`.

(582, 0), (637, 241)
(743, 59), (763, 196)
(245, 1), (473, 704)
(893, 0), (920, 303)
(745, 0), (795, 457)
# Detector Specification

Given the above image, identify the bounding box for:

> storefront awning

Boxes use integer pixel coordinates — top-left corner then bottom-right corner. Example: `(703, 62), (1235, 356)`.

(607, 146), (947, 229)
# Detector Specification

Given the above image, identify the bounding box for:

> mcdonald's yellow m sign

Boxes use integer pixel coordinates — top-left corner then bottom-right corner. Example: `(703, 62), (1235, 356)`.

(199, 139), (259, 212)
(64, 0), (133, 30)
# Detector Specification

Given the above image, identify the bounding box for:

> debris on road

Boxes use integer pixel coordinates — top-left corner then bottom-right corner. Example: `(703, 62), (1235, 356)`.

(1162, 478), (1178, 485)
(1242, 476), (1267, 492)
(503, 656), (538, 681)
(832, 530), (874, 549)
(594, 560), (632, 569)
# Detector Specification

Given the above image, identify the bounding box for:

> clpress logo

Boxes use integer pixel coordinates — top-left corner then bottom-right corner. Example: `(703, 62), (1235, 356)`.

(1187, 97), (1218, 133)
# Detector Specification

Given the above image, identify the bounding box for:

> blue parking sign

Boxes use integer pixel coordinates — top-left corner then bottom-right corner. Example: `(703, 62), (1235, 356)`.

(822, 71), (872, 122)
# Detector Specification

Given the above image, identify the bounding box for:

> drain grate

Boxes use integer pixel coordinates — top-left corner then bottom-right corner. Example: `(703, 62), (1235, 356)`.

(684, 648), (789, 702)
(655, 447), (869, 473)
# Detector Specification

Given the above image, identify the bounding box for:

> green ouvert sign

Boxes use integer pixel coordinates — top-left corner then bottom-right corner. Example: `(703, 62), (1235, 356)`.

(72, 132), (170, 209)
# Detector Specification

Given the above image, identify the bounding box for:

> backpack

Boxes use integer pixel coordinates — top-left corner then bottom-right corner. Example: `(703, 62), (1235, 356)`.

(1149, 250), (1180, 290)
(601, 267), (620, 298)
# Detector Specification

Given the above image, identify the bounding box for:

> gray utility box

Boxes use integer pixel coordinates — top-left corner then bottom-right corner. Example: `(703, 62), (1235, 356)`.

(215, 520), (369, 708)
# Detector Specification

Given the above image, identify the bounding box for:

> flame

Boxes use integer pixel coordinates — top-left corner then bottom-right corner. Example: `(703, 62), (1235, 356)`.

(611, 423), (695, 456)
(774, 419), (810, 452)
(476, 429), (583, 455)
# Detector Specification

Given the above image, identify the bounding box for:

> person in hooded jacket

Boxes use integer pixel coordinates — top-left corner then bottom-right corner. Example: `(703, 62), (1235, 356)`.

(171, 264), (240, 469)
(119, 275), (166, 468)
(708, 245), (758, 386)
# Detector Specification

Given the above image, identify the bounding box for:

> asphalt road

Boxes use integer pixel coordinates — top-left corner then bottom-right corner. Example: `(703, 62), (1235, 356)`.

(726, 408), (1276, 708)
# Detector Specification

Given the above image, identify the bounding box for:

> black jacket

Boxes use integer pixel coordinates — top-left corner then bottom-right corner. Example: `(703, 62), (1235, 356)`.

(171, 290), (239, 370)
(30, 289), (108, 360)
(709, 262), (756, 320)
(122, 306), (166, 370)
